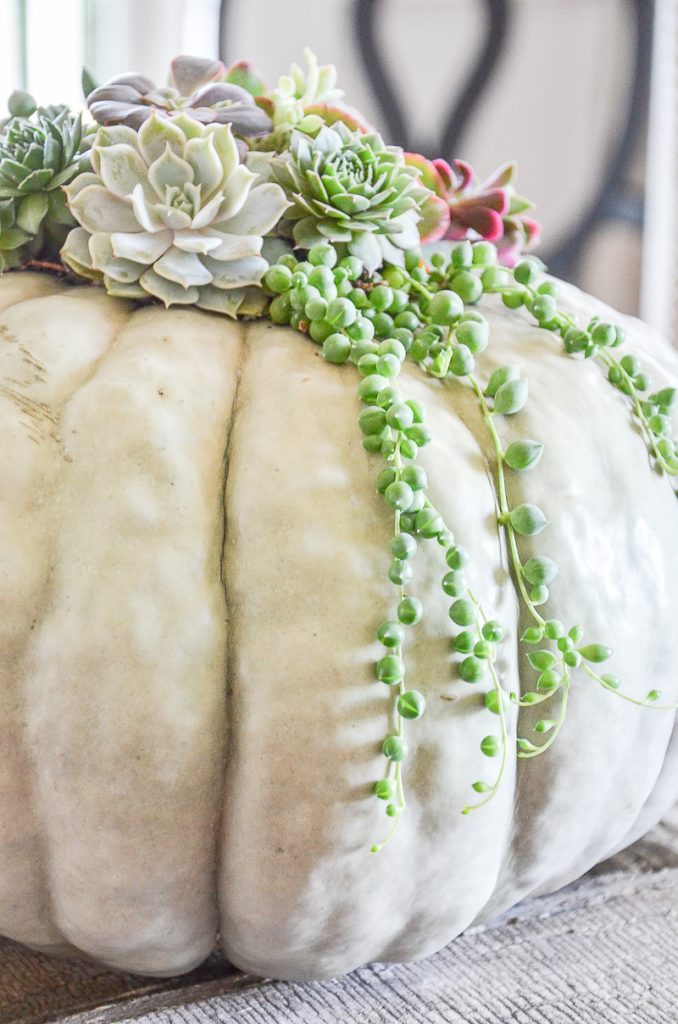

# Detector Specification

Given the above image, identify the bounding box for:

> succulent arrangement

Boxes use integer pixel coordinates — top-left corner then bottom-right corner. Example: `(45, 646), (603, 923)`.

(2, 50), (677, 854)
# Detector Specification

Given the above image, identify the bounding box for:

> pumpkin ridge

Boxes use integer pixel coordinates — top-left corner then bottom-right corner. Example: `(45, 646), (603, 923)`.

(0, 278), (128, 953)
(214, 314), (248, 950)
(15, 297), (239, 973)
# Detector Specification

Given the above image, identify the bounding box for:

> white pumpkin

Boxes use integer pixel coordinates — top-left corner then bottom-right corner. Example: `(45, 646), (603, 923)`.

(0, 271), (676, 981)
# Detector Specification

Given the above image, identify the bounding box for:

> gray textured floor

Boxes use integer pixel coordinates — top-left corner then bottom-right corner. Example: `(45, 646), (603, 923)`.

(2, 810), (677, 1024)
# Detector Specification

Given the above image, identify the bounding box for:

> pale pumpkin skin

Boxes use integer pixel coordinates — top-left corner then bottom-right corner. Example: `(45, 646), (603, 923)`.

(0, 271), (676, 981)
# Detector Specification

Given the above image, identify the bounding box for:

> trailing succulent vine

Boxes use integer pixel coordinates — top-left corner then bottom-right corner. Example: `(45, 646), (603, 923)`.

(2, 51), (676, 853)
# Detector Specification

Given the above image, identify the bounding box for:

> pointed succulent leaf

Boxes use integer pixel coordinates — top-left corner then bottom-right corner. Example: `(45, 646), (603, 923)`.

(481, 161), (516, 189)
(201, 230), (261, 261)
(81, 66), (99, 99)
(137, 114), (187, 164)
(218, 183), (289, 237)
(139, 266), (200, 306)
(349, 230), (382, 272)
(89, 231), (144, 282)
(102, 274), (146, 299)
(170, 55), (225, 96)
(223, 60), (267, 97)
(16, 192), (49, 234)
(172, 229), (222, 254)
(154, 246), (213, 287)
(96, 142), (152, 200)
(60, 225), (100, 277)
(195, 284), (248, 317)
(204, 122), (239, 182)
(128, 183), (165, 233)
(17, 168), (53, 192)
(147, 145), (194, 196)
(68, 183), (139, 233)
(202, 253), (267, 288)
(417, 193), (450, 243)
(212, 163), (256, 223)
(184, 135), (223, 200)
(47, 187), (76, 226)
(0, 226), (31, 250)
(110, 228), (173, 264)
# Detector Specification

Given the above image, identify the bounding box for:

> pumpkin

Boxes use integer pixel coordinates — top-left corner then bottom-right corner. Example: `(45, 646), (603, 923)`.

(0, 270), (676, 982)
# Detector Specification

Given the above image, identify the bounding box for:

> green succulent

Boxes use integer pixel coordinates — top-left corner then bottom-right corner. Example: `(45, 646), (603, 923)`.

(271, 122), (431, 272)
(0, 90), (90, 271)
(264, 48), (343, 140)
(61, 112), (290, 315)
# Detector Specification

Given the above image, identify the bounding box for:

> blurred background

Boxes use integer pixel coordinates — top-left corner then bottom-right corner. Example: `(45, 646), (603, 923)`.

(0, 0), (676, 344)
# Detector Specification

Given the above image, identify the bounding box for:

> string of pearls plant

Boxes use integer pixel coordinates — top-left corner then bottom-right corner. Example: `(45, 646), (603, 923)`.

(262, 238), (678, 852)
(2, 49), (676, 854)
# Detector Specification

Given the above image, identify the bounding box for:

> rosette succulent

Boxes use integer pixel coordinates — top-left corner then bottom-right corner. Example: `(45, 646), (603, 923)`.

(61, 112), (289, 315)
(259, 47), (347, 144)
(0, 91), (90, 270)
(86, 55), (271, 140)
(271, 123), (435, 272)
(433, 158), (540, 266)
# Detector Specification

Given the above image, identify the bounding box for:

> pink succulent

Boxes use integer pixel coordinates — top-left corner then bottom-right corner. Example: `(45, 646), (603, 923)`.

(405, 154), (540, 265)
(434, 158), (540, 266)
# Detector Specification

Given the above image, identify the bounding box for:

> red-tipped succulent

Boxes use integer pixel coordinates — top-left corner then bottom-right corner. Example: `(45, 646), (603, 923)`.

(434, 158), (540, 265)
(406, 154), (540, 264)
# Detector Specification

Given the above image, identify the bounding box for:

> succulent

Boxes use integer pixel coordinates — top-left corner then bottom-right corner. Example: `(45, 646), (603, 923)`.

(0, 90), (90, 271)
(263, 48), (343, 139)
(431, 158), (540, 266)
(60, 112), (290, 315)
(271, 122), (435, 272)
(86, 55), (271, 141)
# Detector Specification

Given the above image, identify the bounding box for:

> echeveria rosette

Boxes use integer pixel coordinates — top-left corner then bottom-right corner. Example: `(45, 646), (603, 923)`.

(0, 91), (91, 271)
(271, 123), (441, 273)
(408, 155), (540, 267)
(60, 112), (290, 316)
(87, 55), (272, 141)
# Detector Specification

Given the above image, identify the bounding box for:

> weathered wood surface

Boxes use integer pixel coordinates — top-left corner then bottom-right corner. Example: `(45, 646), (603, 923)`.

(1, 809), (677, 1024)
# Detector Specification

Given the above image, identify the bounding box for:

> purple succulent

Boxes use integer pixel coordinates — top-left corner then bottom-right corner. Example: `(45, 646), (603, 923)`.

(86, 55), (272, 140)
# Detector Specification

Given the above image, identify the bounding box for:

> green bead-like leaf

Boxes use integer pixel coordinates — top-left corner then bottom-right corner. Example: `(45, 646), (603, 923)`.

(509, 503), (548, 536)
(521, 626), (544, 644)
(504, 439), (544, 471)
(520, 692), (542, 705)
(528, 649), (557, 671)
(485, 364), (520, 398)
(578, 644), (612, 663)
(397, 689), (426, 720)
(493, 378), (528, 415)
(484, 690), (502, 715)
(523, 555), (559, 586)
(374, 778), (393, 800)
(480, 735), (499, 757)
